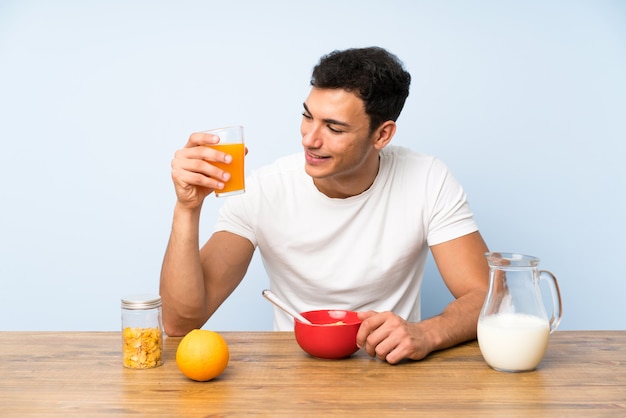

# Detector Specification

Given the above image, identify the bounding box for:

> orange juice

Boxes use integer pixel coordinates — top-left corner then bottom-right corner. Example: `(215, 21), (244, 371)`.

(209, 142), (245, 196)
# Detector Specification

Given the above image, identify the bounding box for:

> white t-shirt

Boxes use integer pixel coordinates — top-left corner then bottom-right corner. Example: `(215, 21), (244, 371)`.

(215, 146), (478, 330)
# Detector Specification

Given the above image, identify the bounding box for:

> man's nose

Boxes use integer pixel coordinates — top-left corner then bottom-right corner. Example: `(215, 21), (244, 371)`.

(301, 124), (322, 148)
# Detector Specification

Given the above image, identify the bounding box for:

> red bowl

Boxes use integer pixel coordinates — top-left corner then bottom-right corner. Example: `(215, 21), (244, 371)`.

(294, 310), (362, 359)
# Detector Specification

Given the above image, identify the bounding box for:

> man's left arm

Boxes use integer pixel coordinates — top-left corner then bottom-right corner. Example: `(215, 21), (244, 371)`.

(357, 231), (489, 364)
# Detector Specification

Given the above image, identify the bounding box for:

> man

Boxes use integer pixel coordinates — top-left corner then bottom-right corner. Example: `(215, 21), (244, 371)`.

(160, 47), (489, 365)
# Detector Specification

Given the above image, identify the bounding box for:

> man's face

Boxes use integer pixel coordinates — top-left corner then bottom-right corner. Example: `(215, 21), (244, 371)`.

(300, 88), (378, 189)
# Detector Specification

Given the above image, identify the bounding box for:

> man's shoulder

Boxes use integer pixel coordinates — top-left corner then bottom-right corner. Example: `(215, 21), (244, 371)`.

(243, 152), (307, 198)
(251, 152), (303, 178)
(382, 145), (442, 169)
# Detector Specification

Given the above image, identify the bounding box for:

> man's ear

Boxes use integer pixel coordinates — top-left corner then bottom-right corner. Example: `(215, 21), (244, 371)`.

(372, 120), (396, 150)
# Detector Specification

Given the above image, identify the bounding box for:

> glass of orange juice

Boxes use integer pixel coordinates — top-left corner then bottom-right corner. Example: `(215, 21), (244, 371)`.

(204, 125), (245, 197)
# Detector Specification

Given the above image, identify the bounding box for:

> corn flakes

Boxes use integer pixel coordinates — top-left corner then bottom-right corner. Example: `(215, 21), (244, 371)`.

(122, 327), (163, 369)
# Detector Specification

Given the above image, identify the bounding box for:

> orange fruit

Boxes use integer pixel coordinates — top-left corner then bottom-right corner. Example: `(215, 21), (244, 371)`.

(176, 329), (229, 381)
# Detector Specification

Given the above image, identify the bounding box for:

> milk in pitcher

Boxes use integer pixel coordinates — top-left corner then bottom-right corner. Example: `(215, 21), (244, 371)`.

(477, 313), (550, 372)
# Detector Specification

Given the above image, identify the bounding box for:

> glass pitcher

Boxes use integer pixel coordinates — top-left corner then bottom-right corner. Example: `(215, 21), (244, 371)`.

(477, 252), (563, 372)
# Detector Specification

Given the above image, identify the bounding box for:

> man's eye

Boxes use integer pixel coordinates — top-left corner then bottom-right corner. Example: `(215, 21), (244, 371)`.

(328, 125), (343, 133)
(302, 112), (312, 119)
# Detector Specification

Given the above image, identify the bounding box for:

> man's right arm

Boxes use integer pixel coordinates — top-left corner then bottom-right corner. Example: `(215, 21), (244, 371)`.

(160, 203), (205, 336)
(159, 132), (254, 336)
(160, 203), (254, 336)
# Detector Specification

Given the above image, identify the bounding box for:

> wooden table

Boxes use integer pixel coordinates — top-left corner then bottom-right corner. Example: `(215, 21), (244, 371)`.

(1, 331), (625, 416)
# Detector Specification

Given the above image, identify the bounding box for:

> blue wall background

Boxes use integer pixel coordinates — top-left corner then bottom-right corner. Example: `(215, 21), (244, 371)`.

(1, 0), (624, 331)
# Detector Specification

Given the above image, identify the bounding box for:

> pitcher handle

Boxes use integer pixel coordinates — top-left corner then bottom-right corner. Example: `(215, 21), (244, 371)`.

(539, 270), (563, 333)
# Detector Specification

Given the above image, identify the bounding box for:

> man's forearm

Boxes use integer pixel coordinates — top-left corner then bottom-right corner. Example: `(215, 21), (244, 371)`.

(419, 288), (487, 354)
(159, 203), (208, 336)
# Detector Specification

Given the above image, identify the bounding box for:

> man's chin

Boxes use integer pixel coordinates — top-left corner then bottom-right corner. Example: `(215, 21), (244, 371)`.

(304, 164), (328, 180)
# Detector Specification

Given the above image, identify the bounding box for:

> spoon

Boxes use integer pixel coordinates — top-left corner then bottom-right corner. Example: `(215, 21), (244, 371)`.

(262, 289), (312, 325)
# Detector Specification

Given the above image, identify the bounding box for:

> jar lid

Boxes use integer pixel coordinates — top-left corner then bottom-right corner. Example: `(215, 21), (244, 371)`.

(121, 294), (162, 310)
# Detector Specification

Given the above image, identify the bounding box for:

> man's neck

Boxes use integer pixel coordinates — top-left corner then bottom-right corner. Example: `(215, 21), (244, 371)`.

(313, 155), (381, 199)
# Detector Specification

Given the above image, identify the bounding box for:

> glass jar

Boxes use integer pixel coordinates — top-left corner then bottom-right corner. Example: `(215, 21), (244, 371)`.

(121, 294), (164, 369)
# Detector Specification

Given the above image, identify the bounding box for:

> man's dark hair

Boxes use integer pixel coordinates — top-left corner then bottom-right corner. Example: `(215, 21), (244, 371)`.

(310, 47), (411, 133)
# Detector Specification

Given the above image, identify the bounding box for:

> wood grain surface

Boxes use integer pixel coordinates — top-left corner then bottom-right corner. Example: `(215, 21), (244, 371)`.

(1, 331), (624, 416)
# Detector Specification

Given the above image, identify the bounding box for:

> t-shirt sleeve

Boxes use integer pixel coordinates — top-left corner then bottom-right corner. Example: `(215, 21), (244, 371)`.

(213, 176), (259, 247)
(425, 159), (478, 246)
